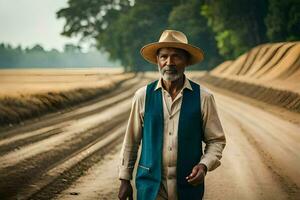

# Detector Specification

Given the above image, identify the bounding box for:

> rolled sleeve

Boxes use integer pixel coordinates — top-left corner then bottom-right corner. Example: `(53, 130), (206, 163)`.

(199, 91), (226, 172)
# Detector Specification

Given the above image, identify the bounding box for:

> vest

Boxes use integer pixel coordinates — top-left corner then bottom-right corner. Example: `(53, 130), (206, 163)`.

(135, 79), (205, 200)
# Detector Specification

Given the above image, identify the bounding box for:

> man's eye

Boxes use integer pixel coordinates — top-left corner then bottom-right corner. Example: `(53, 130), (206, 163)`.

(174, 54), (181, 59)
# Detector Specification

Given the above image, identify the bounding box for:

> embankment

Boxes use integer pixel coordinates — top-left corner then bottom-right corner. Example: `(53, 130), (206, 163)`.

(200, 42), (300, 113)
(0, 72), (135, 128)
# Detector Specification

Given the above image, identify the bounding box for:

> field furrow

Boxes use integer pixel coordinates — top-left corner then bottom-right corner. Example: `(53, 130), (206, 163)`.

(0, 76), (152, 200)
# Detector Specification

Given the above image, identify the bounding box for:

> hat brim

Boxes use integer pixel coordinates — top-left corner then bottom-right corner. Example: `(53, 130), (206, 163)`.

(140, 42), (205, 66)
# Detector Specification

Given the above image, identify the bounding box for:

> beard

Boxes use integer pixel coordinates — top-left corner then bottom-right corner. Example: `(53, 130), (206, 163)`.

(158, 65), (184, 82)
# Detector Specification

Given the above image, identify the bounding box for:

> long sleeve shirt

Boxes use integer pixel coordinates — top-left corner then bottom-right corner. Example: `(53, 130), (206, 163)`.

(118, 76), (226, 181)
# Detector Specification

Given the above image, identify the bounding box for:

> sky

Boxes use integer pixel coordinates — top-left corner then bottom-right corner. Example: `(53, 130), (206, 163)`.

(0, 0), (90, 51)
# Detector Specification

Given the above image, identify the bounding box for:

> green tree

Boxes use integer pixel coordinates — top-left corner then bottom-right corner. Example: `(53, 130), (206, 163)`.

(32, 44), (44, 52)
(57, 0), (132, 69)
(201, 0), (268, 59)
(64, 43), (81, 53)
(168, 0), (221, 70)
(0, 43), (24, 67)
(57, 0), (184, 71)
(97, 1), (178, 71)
(265, 0), (300, 42)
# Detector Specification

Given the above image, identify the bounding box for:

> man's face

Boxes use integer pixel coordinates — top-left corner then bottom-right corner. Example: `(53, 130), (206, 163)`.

(156, 47), (189, 82)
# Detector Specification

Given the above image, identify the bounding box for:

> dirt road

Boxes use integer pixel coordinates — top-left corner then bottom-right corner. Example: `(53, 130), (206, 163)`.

(204, 89), (300, 200)
(0, 75), (151, 199)
(0, 76), (299, 200)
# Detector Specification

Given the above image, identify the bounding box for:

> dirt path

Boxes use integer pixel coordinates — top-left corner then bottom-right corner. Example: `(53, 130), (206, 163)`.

(50, 81), (300, 200)
(0, 75), (299, 200)
(54, 143), (122, 200)
(0, 76), (152, 200)
(204, 91), (300, 200)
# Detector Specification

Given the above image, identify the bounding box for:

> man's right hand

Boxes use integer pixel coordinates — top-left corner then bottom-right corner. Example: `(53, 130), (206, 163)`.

(118, 179), (133, 200)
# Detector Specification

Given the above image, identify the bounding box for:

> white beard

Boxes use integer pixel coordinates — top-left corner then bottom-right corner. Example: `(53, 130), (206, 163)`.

(158, 66), (184, 82)
(161, 72), (181, 81)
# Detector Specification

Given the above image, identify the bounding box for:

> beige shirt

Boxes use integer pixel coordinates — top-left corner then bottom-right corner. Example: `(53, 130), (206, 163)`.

(118, 76), (226, 180)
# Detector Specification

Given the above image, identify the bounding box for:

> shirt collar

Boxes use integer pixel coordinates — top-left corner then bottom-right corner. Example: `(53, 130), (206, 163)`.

(154, 74), (193, 91)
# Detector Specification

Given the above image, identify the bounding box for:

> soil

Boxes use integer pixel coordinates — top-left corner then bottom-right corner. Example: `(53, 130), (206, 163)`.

(0, 75), (299, 200)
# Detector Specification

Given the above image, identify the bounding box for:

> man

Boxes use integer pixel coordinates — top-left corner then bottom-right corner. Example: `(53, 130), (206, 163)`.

(118, 30), (226, 200)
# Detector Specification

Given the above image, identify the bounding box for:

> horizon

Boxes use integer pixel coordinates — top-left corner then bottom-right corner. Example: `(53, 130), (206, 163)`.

(0, 0), (90, 52)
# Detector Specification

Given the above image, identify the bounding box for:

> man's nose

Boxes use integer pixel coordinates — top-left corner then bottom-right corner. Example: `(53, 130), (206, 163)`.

(166, 56), (175, 65)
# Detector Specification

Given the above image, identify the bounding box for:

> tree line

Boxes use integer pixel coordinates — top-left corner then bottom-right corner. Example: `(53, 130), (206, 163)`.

(0, 43), (118, 68)
(57, 0), (300, 72)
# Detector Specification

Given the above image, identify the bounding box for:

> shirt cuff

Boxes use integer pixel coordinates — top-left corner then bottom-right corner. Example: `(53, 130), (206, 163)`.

(199, 156), (221, 172)
(118, 166), (133, 180)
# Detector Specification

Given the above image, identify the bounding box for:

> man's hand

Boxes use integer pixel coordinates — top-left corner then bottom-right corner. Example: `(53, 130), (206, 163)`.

(186, 164), (207, 186)
(118, 179), (133, 200)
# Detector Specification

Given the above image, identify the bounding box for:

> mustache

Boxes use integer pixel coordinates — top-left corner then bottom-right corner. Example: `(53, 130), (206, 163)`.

(161, 65), (178, 73)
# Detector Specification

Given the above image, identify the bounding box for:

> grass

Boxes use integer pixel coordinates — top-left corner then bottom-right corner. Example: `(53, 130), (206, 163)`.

(0, 68), (133, 127)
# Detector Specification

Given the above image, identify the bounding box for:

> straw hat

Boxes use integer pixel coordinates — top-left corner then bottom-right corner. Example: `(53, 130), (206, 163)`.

(140, 30), (204, 65)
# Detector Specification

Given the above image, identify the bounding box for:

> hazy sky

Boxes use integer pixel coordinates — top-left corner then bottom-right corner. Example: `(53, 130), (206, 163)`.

(0, 0), (88, 51)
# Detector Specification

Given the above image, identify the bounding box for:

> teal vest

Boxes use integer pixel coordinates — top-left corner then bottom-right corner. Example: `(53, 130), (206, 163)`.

(135, 79), (205, 200)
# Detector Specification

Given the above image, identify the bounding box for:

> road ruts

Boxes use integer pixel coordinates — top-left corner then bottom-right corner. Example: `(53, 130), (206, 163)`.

(51, 77), (300, 200)
(3, 74), (299, 200)
(0, 74), (154, 200)
(192, 78), (300, 200)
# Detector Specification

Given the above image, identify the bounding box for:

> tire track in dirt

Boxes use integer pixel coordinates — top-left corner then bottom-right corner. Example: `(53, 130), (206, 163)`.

(0, 74), (144, 139)
(0, 104), (130, 199)
(20, 124), (126, 200)
(204, 90), (300, 200)
(0, 126), (64, 156)
(0, 80), (137, 156)
(0, 76), (153, 200)
(53, 143), (122, 200)
(0, 89), (133, 170)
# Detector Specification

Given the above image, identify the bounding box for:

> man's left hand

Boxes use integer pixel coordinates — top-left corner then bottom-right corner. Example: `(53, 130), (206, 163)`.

(186, 164), (207, 186)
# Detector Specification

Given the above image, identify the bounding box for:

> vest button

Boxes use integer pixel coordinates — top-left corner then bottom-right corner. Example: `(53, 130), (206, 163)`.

(169, 132), (172, 135)
(168, 147), (172, 151)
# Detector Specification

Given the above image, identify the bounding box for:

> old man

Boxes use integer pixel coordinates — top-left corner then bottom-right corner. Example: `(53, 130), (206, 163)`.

(118, 30), (226, 200)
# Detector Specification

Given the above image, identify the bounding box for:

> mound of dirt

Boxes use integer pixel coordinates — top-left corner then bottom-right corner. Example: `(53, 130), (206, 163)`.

(202, 42), (300, 113)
